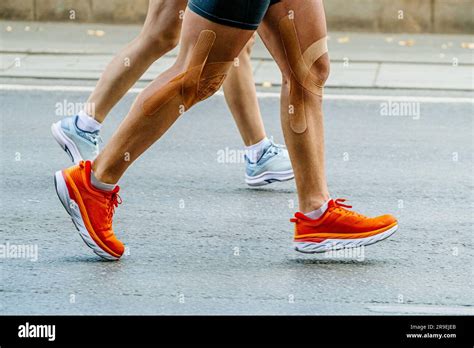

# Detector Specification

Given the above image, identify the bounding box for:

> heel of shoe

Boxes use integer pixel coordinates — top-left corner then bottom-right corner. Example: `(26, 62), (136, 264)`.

(51, 122), (82, 163)
(54, 170), (73, 216)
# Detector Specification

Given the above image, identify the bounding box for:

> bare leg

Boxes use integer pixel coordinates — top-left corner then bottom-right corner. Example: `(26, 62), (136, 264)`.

(258, 0), (331, 212)
(85, 0), (187, 122)
(223, 35), (266, 146)
(93, 10), (254, 183)
(83, 0), (269, 149)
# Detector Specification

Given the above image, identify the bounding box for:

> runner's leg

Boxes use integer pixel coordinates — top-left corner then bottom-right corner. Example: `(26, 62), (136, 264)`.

(258, 0), (330, 212)
(257, 0), (397, 253)
(224, 34), (293, 185)
(92, 9), (255, 183)
(86, 0), (187, 122)
(223, 35), (266, 146)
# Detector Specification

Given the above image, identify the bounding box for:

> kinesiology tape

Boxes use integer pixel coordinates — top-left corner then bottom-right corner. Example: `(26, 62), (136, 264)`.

(279, 15), (328, 133)
(141, 30), (233, 116)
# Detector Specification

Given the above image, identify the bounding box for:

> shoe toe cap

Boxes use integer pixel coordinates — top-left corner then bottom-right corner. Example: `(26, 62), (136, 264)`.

(379, 214), (398, 227)
(104, 235), (125, 258)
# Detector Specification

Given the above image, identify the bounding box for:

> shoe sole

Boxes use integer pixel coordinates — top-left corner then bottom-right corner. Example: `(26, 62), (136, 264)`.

(54, 171), (120, 261)
(245, 169), (294, 187)
(294, 224), (398, 254)
(51, 122), (83, 164)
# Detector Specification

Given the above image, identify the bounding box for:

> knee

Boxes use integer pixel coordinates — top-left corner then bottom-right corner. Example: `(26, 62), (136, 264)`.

(138, 24), (180, 57)
(310, 55), (330, 85)
(196, 72), (227, 102)
(282, 54), (330, 89)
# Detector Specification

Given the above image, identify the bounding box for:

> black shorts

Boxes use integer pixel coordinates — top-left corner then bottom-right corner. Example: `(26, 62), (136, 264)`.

(188, 0), (281, 30)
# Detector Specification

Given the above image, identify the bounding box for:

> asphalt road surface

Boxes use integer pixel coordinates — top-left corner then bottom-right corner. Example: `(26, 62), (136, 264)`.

(1, 84), (473, 315)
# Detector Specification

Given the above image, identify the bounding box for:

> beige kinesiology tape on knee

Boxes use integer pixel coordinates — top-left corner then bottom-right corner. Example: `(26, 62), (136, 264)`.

(141, 30), (233, 116)
(279, 15), (328, 133)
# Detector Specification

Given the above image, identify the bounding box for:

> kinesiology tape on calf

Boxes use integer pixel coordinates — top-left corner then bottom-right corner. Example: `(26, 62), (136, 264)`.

(140, 30), (233, 117)
(279, 15), (328, 134)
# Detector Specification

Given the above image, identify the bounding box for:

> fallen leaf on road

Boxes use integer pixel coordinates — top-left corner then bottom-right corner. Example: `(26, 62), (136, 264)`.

(87, 29), (106, 37)
(337, 37), (350, 44)
(398, 39), (415, 47)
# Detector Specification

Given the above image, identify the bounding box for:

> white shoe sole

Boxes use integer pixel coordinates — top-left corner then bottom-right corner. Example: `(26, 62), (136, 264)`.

(245, 169), (294, 186)
(294, 225), (398, 254)
(54, 171), (119, 261)
(51, 122), (83, 164)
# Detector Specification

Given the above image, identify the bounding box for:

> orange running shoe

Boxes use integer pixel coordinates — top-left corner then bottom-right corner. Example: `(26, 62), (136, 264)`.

(54, 160), (124, 260)
(292, 198), (398, 253)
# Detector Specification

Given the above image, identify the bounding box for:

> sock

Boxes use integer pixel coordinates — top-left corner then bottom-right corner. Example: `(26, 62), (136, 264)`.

(245, 137), (271, 163)
(304, 199), (330, 220)
(90, 170), (115, 191)
(76, 110), (102, 132)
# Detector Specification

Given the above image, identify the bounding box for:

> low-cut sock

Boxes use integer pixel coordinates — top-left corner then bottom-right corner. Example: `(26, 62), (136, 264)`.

(304, 199), (330, 220)
(245, 137), (271, 163)
(90, 170), (115, 192)
(76, 110), (102, 132)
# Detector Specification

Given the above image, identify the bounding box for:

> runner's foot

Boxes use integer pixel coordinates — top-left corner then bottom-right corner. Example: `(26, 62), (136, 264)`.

(245, 141), (294, 186)
(54, 160), (124, 260)
(51, 115), (101, 163)
(292, 199), (398, 253)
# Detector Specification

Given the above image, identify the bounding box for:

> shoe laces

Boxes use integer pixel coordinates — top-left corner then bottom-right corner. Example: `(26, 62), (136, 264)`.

(264, 140), (285, 158)
(80, 160), (121, 227)
(79, 131), (102, 146)
(290, 198), (367, 223)
(90, 133), (103, 146)
(105, 191), (122, 228)
(332, 198), (366, 219)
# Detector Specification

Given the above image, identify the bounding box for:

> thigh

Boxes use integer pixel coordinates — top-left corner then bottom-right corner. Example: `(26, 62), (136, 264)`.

(140, 7), (257, 105)
(177, 8), (256, 65)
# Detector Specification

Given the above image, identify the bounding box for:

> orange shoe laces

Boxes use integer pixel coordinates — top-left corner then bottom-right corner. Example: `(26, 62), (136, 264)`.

(334, 198), (352, 208)
(106, 192), (122, 225)
(80, 161), (122, 228)
(332, 198), (366, 218)
(290, 198), (366, 223)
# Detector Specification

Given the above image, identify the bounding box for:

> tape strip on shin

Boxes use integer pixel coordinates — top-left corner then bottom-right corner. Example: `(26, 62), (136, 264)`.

(141, 30), (233, 116)
(279, 16), (328, 133)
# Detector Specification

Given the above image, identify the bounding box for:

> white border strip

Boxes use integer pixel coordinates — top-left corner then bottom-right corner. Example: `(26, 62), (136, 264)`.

(0, 84), (472, 104)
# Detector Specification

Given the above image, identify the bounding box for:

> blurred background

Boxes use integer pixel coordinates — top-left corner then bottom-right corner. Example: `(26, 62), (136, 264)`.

(0, 0), (473, 316)
(1, 0), (473, 33)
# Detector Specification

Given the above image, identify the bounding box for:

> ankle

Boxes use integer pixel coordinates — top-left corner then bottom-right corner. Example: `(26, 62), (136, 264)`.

(245, 134), (267, 147)
(245, 137), (270, 162)
(91, 162), (118, 186)
(299, 194), (331, 214)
